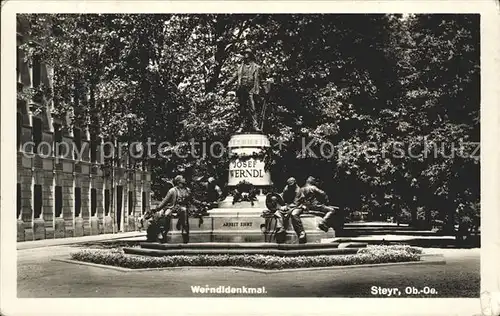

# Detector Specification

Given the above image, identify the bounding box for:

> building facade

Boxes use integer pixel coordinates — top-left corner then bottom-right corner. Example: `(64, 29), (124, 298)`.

(16, 16), (152, 241)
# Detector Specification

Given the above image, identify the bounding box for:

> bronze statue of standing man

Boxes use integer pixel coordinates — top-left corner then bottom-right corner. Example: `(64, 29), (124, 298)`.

(226, 49), (269, 133)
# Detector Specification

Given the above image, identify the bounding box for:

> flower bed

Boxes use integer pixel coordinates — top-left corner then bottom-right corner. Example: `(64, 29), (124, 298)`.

(70, 245), (422, 270)
(358, 245), (423, 255)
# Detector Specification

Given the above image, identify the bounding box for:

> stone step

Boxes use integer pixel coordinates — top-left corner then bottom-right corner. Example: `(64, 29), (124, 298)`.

(335, 242), (369, 248)
(164, 230), (333, 244)
(140, 242), (341, 250)
(332, 236), (480, 248)
(123, 246), (361, 257)
(344, 222), (410, 226)
(344, 225), (415, 230)
(339, 230), (440, 236)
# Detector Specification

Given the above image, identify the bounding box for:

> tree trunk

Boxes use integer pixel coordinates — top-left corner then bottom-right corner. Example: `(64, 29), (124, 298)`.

(425, 206), (432, 229)
(410, 196), (418, 227)
(205, 40), (228, 93)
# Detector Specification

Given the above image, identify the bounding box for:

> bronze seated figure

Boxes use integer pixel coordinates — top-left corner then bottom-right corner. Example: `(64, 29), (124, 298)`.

(141, 176), (211, 244)
(263, 176), (343, 244)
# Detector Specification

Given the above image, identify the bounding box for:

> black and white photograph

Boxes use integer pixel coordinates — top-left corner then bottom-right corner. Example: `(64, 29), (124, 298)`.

(1, 1), (499, 315)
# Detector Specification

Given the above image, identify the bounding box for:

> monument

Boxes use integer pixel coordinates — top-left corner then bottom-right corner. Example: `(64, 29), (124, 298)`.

(162, 48), (335, 243)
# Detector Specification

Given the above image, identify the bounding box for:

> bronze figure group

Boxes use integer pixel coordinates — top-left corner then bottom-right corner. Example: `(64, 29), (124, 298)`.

(142, 175), (340, 244)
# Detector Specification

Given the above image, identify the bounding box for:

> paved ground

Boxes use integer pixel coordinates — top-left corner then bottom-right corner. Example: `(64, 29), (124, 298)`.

(17, 231), (146, 250)
(17, 236), (480, 298)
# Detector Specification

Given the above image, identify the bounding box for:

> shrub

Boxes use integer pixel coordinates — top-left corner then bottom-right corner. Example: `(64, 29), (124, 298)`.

(351, 211), (362, 221)
(70, 245), (421, 270)
(397, 209), (412, 224)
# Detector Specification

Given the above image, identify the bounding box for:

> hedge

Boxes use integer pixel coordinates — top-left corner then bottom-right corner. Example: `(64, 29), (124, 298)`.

(70, 245), (421, 270)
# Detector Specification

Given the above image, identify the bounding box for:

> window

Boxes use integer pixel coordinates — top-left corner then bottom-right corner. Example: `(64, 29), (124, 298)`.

(55, 186), (62, 217)
(17, 183), (22, 218)
(91, 188), (97, 216)
(32, 117), (42, 154)
(74, 187), (81, 217)
(104, 189), (110, 216)
(142, 191), (147, 214)
(34, 184), (42, 218)
(73, 128), (82, 159)
(116, 186), (123, 231)
(128, 191), (134, 215)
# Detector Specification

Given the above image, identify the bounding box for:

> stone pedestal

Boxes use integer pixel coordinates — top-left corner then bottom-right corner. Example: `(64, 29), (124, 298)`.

(227, 133), (271, 188)
(54, 218), (65, 238)
(33, 218), (46, 240)
(166, 209), (334, 244)
(17, 220), (25, 242)
(74, 217), (84, 237)
(166, 216), (214, 243)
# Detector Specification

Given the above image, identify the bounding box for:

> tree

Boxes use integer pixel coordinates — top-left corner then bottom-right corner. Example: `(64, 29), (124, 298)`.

(20, 14), (479, 231)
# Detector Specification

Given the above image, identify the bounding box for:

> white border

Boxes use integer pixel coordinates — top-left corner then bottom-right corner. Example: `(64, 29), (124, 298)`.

(2, 1), (499, 316)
